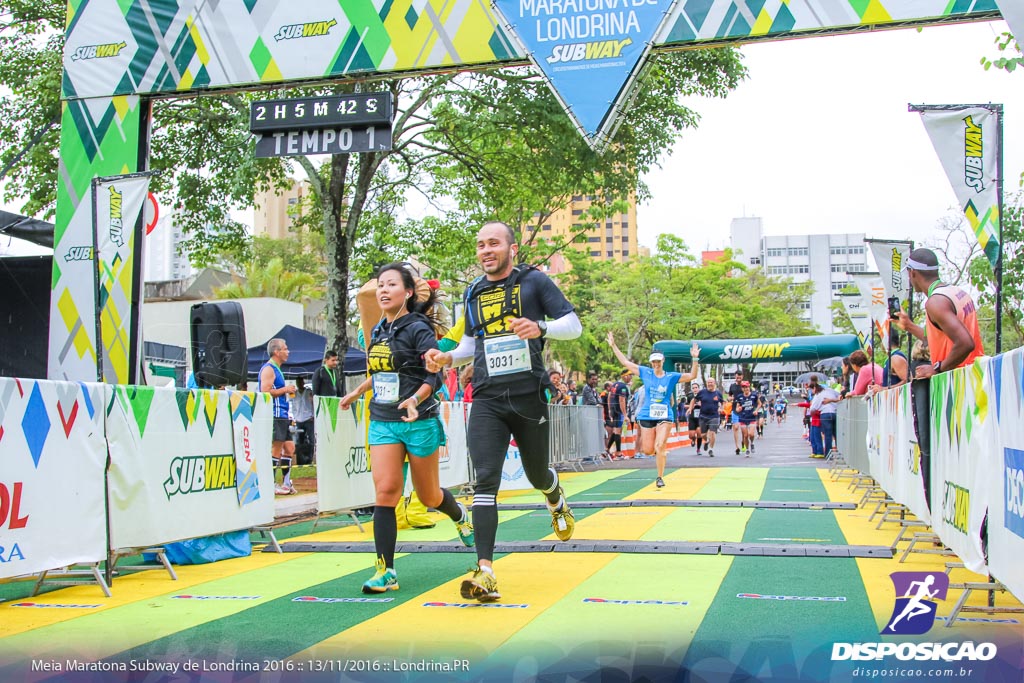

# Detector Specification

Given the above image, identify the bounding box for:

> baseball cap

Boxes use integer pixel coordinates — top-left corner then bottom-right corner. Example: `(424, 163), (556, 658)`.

(649, 352), (665, 362)
(741, 380), (751, 387)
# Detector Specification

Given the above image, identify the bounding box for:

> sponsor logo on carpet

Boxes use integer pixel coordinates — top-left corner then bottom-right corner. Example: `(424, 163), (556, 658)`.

(11, 602), (101, 609)
(423, 602), (528, 609)
(882, 572), (949, 635)
(292, 596), (394, 603)
(583, 598), (688, 606)
(940, 616), (1019, 625)
(171, 595), (261, 601)
(737, 593), (846, 602)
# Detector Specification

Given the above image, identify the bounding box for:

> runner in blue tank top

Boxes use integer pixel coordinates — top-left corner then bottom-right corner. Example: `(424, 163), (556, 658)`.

(259, 339), (297, 495)
(607, 332), (701, 489)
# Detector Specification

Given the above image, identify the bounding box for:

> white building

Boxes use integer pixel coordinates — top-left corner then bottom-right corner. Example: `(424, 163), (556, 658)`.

(144, 212), (193, 282)
(729, 217), (870, 386)
(730, 217), (869, 334)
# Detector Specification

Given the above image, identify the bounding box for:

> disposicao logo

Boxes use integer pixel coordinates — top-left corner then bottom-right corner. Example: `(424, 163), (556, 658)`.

(274, 19), (336, 41)
(293, 596), (394, 603)
(422, 602), (528, 609)
(882, 572), (948, 635)
(11, 602), (101, 609)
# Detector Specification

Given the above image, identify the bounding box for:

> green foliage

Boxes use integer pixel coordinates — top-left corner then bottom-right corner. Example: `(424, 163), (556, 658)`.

(422, 49), (746, 263)
(212, 257), (318, 302)
(967, 193), (1024, 350)
(0, 1), (65, 218)
(554, 242), (816, 376)
(980, 31), (1022, 73)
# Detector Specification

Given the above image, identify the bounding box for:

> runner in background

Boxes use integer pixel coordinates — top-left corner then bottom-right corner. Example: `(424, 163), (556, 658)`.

(607, 332), (700, 487)
(732, 381), (762, 456)
(691, 378), (724, 457)
(685, 380), (702, 454)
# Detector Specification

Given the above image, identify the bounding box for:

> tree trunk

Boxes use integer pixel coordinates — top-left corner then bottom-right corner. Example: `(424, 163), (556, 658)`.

(324, 153), (351, 357)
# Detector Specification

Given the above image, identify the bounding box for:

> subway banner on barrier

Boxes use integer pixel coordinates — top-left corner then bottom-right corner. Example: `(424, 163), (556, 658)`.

(105, 386), (274, 549)
(929, 358), (992, 574)
(493, 0), (676, 149)
(0, 378), (106, 579)
(866, 385), (930, 524)
(92, 174), (151, 384)
(917, 105), (1001, 267)
(315, 397), (375, 514)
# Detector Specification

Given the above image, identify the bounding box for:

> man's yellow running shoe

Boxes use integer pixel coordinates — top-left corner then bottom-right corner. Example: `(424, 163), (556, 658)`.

(361, 558), (399, 594)
(460, 566), (500, 603)
(548, 490), (575, 541)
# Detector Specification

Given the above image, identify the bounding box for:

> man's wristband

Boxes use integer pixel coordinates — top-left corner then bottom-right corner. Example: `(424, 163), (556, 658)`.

(933, 361), (942, 374)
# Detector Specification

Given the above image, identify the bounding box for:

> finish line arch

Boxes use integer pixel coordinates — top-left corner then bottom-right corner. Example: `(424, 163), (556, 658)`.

(654, 334), (862, 366)
(52, 1), (1004, 383)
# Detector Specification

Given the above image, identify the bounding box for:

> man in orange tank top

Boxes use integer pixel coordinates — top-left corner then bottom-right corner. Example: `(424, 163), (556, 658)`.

(895, 248), (984, 379)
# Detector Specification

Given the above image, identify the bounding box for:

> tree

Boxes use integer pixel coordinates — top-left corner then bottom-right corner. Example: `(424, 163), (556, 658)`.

(422, 50), (746, 266)
(1, 4), (748, 361)
(555, 242), (815, 377)
(213, 257), (318, 303)
(981, 30), (1022, 74)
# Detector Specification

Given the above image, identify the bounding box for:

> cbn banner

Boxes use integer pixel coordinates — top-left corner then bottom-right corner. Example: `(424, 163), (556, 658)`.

(866, 386), (930, 524)
(105, 386), (274, 549)
(850, 273), (889, 350)
(986, 347), (1024, 599)
(315, 397), (374, 513)
(837, 293), (871, 348)
(228, 391), (265, 506)
(0, 378), (107, 579)
(929, 358), (992, 574)
(93, 174), (151, 385)
(918, 106), (1001, 267)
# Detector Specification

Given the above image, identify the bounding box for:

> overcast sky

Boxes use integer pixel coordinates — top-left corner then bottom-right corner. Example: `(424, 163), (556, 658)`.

(638, 19), (1022, 262)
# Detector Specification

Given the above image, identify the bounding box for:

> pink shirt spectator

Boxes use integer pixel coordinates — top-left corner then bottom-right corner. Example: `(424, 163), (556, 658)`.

(851, 364), (884, 395)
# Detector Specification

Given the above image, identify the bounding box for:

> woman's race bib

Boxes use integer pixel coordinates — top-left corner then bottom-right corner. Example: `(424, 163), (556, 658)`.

(483, 335), (530, 377)
(649, 403), (669, 420)
(372, 372), (401, 403)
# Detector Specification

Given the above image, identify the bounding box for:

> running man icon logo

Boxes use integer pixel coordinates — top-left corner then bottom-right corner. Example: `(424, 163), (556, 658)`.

(882, 572), (949, 635)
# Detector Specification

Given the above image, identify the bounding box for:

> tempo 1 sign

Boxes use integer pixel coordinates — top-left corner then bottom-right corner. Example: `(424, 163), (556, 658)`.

(249, 92), (394, 158)
(254, 127), (391, 158)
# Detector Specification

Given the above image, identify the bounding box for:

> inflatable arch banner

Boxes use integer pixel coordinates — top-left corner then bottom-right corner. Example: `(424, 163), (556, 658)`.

(53, 1), (1002, 383)
(655, 334), (862, 365)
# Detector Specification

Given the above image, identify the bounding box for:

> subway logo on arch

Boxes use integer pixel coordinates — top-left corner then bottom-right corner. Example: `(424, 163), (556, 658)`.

(164, 455), (236, 499)
(1005, 448), (1024, 539)
(963, 115), (985, 193)
(720, 343), (791, 360)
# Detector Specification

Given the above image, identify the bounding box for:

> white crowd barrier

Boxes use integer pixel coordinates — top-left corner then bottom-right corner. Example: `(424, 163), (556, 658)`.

(105, 386), (275, 550)
(836, 398), (869, 474)
(0, 379), (107, 579)
(841, 347), (1024, 600)
(0, 380), (274, 584)
(314, 399), (473, 511)
(865, 387), (931, 524)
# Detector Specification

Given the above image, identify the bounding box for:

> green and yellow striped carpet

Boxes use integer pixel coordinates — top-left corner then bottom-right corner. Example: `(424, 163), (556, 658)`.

(2, 467), (1020, 682)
